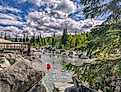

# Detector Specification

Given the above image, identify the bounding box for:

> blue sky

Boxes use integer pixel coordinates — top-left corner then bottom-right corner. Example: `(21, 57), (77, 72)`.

(0, 0), (104, 38)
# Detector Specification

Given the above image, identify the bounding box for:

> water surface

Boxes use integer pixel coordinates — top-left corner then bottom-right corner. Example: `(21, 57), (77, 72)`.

(35, 52), (87, 92)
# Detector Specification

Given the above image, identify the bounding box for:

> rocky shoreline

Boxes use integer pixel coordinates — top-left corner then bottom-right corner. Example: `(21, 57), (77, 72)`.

(0, 46), (121, 92)
(34, 45), (96, 60)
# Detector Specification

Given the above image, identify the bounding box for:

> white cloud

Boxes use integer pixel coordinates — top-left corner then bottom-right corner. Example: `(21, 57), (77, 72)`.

(0, 5), (21, 13)
(0, 13), (24, 26)
(17, 0), (61, 6)
(24, 11), (103, 38)
(0, 0), (104, 38)
(0, 26), (23, 38)
(17, 0), (76, 14)
(0, 19), (24, 26)
(55, 0), (76, 14)
(0, 13), (18, 20)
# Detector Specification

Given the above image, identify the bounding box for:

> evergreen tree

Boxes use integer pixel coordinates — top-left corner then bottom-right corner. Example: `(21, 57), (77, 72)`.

(80, 0), (121, 22)
(33, 33), (35, 43)
(23, 34), (26, 42)
(52, 38), (55, 47)
(40, 33), (41, 38)
(37, 35), (40, 43)
(8, 35), (12, 41)
(61, 26), (68, 46)
(26, 35), (29, 42)
(43, 38), (45, 45)
(48, 37), (52, 45)
(75, 31), (77, 35)
(53, 32), (55, 37)
(75, 37), (80, 46)
(0, 32), (2, 38)
(4, 33), (7, 40)
(15, 35), (18, 42)
(20, 36), (23, 42)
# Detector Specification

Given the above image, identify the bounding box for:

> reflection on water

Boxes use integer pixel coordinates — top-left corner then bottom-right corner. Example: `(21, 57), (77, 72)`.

(35, 52), (83, 92)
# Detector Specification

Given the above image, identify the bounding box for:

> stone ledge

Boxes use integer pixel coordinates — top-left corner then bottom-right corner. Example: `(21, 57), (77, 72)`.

(53, 83), (74, 92)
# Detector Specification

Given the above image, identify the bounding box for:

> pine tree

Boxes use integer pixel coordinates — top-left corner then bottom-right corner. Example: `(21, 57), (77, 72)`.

(32, 33), (35, 43)
(53, 32), (55, 37)
(75, 37), (80, 46)
(15, 35), (18, 42)
(80, 0), (121, 22)
(20, 36), (23, 42)
(8, 35), (12, 41)
(40, 33), (41, 39)
(43, 38), (45, 45)
(26, 35), (29, 42)
(61, 26), (68, 46)
(37, 35), (40, 43)
(4, 33), (7, 40)
(75, 31), (77, 35)
(23, 34), (26, 42)
(0, 32), (2, 38)
(52, 38), (55, 47)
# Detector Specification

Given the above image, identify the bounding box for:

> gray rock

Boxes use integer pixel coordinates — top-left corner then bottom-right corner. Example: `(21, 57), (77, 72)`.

(56, 50), (60, 54)
(41, 46), (44, 50)
(60, 49), (66, 54)
(64, 86), (76, 92)
(53, 83), (74, 92)
(0, 59), (45, 92)
(72, 73), (81, 89)
(79, 54), (88, 59)
(116, 54), (121, 58)
(69, 55), (73, 58)
(69, 51), (76, 56)
(62, 52), (67, 55)
(1, 52), (17, 65)
(52, 47), (56, 51)
(0, 57), (11, 68)
(28, 80), (49, 92)
(44, 45), (52, 51)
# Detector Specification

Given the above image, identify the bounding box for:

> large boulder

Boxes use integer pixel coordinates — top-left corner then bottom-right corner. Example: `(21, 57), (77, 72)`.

(79, 54), (88, 59)
(62, 52), (67, 55)
(53, 83), (74, 92)
(44, 45), (52, 51)
(0, 59), (45, 92)
(28, 80), (49, 92)
(60, 49), (66, 54)
(56, 50), (60, 54)
(69, 51), (76, 56)
(0, 57), (11, 68)
(52, 47), (56, 51)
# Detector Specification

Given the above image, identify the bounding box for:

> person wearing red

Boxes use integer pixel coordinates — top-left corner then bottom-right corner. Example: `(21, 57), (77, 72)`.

(47, 63), (51, 70)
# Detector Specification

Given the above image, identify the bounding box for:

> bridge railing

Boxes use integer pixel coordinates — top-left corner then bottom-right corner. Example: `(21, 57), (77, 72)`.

(0, 42), (31, 52)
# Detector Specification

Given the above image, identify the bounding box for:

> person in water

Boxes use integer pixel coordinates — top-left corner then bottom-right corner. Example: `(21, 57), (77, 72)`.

(27, 45), (31, 56)
(29, 54), (32, 61)
(32, 50), (36, 59)
(2, 49), (5, 53)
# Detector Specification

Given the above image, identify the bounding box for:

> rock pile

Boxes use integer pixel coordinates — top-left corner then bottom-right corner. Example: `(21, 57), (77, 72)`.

(0, 51), (49, 92)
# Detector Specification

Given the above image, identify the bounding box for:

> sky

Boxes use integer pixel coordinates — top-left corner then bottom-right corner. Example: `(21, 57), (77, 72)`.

(0, 0), (105, 38)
